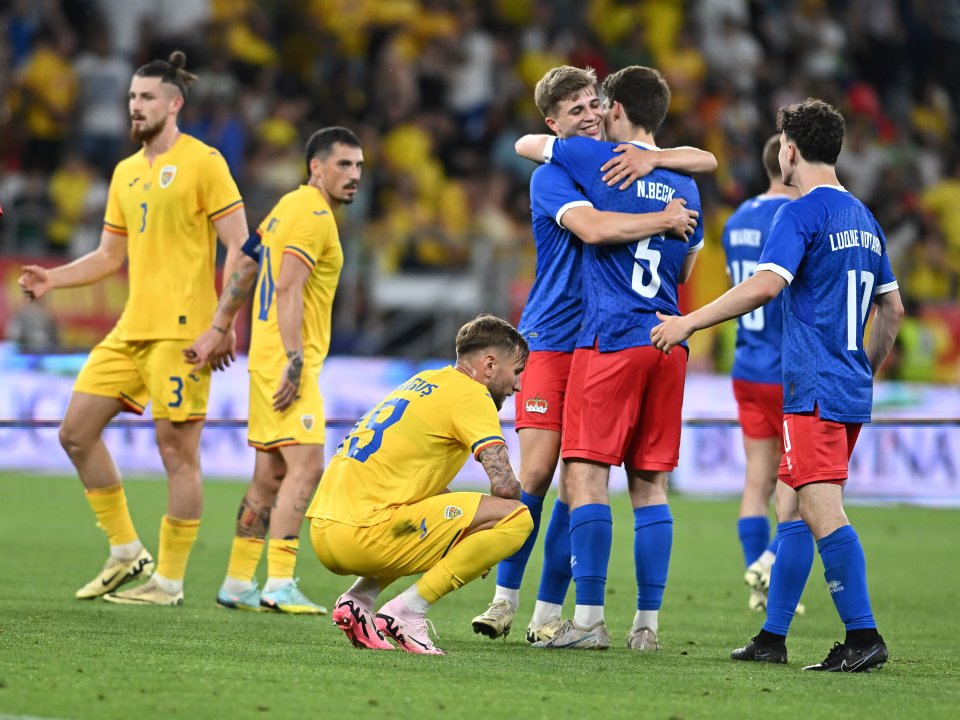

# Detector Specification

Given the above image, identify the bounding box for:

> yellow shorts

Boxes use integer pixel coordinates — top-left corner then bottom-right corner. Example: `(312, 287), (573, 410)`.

(247, 369), (325, 450)
(73, 326), (211, 422)
(309, 492), (483, 578)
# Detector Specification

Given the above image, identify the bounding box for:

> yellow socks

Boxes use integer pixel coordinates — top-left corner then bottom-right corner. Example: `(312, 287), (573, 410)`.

(417, 506), (532, 604)
(226, 537), (265, 583)
(85, 485), (138, 546)
(267, 538), (299, 584)
(155, 515), (200, 582)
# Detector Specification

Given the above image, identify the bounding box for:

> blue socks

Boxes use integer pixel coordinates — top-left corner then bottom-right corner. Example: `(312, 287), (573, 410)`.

(569, 504), (612, 607)
(536, 498), (572, 605)
(766, 529), (780, 555)
(762, 520), (814, 636)
(737, 516), (771, 567)
(495, 491), (545, 590)
(817, 525), (877, 631)
(633, 504), (673, 611)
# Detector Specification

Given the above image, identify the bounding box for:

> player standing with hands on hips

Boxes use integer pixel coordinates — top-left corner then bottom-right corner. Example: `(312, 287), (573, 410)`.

(652, 99), (903, 672)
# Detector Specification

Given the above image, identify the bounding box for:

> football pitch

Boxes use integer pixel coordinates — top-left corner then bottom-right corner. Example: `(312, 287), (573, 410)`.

(1, 473), (957, 720)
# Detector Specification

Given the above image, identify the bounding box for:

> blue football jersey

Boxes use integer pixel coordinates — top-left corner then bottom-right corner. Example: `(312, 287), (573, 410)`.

(721, 194), (793, 384)
(545, 136), (704, 351)
(517, 163), (589, 352)
(757, 186), (898, 423)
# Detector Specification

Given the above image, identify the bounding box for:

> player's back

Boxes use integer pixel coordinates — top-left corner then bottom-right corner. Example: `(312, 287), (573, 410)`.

(721, 194), (793, 384)
(518, 163), (584, 352)
(306, 366), (504, 527)
(107, 133), (243, 341)
(757, 187), (897, 423)
(249, 185), (343, 374)
(545, 136), (704, 351)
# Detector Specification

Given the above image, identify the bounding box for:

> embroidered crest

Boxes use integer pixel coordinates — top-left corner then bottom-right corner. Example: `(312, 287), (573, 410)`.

(444, 505), (463, 520)
(301, 414), (314, 431)
(159, 165), (177, 189)
(525, 395), (548, 414)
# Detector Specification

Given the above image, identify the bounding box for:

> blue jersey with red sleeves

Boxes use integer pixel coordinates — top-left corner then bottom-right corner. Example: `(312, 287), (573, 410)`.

(545, 136), (704, 351)
(721, 194), (793, 384)
(757, 186), (898, 423)
(517, 163), (590, 352)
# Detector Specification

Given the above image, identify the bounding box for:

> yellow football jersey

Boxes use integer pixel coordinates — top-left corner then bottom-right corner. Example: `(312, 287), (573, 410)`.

(306, 366), (506, 527)
(248, 185), (343, 373)
(103, 133), (243, 341)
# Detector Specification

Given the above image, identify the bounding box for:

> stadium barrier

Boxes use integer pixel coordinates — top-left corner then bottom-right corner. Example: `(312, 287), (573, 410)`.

(1, 347), (957, 505)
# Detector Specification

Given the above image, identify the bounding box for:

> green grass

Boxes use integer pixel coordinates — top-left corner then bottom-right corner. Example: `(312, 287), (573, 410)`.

(1, 473), (958, 720)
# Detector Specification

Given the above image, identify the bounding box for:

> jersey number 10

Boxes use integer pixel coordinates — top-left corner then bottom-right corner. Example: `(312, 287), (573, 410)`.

(728, 260), (764, 331)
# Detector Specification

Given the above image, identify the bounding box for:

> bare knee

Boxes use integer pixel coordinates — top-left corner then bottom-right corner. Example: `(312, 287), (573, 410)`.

(156, 436), (200, 476)
(59, 418), (103, 462)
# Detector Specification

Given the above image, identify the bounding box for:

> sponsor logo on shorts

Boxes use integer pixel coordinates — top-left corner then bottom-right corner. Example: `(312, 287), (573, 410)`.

(160, 165), (177, 189)
(525, 395), (548, 415)
(444, 506), (463, 520)
(301, 414), (314, 431)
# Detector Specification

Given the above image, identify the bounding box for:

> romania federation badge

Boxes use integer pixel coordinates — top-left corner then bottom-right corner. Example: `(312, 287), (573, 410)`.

(301, 414), (314, 431)
(444, 505), (463, 520)
(159, 165), (177, 189)
(525, 395), (548, 414)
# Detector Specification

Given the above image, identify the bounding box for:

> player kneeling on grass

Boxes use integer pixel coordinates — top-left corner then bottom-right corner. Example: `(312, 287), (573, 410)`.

(306, 314), (533, 655)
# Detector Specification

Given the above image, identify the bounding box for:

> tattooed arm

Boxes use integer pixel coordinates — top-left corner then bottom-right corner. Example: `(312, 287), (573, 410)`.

(478, 444), (521, 500)
(184, 253), (259, 371)
(273, 252), (312, 412)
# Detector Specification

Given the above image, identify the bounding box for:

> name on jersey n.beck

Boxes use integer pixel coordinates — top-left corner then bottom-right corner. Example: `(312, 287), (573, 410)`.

(829, 228), (883, 256)
(636, 180), (676, 204)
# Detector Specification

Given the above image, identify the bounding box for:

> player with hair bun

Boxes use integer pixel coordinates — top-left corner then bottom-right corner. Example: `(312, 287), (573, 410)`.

(19, 51), (249, 607)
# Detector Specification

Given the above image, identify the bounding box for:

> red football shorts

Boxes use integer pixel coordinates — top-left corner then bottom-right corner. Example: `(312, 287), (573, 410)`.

(779, 406), (862, 488)
(562, 344), (687, 471)
(514, 350), (573, 432)
(732, 378), (783, 441)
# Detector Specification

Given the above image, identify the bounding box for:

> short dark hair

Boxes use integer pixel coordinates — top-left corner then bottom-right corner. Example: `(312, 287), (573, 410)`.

(762, 133), (781, 180)
(534, 66), (598, 118)
(304, 126), (361, 176)
(455, 314), (529, 363)
(601, 66), (670, 135)
(776, 99), (845, 165)
(134, 50), (196, 100)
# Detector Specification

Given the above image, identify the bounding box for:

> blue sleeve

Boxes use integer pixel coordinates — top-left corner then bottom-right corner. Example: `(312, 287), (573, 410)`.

(545, 136), (610, 190)
(686, 183), (705, 252)
(530, 165), (592, 225)
(241, 233), (262, 263)
(757, 204), (807, 283)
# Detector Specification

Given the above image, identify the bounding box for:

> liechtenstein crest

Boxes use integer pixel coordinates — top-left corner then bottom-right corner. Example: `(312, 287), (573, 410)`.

(444, 505), (463, 520)
(159, 165), (177, 189)
(525, 395), (548, 414)
(301, 414), (314, 431)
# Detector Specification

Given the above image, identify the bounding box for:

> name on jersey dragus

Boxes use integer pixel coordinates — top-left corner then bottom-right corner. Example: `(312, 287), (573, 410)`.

(729, 228), (762, 247)
(636, 180), (676, 203)
(829, 228), (882, 255)
(398, 377), (438, 397)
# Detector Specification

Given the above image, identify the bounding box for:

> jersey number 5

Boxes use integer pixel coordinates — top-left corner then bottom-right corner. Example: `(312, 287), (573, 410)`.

(340, 397), (410, 462)
(846, 270), (875, 351)
(632, 236), (662, 298)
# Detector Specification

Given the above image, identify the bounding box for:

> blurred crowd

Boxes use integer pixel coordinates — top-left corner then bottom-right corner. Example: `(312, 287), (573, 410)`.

(1, 0), (959, 379)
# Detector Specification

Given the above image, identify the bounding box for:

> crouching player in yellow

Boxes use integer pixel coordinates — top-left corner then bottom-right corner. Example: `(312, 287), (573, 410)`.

(308, 314), (534, 654)
(187, 127), (363, 614)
